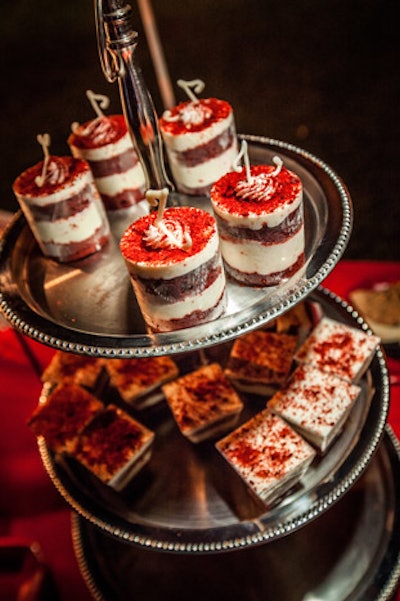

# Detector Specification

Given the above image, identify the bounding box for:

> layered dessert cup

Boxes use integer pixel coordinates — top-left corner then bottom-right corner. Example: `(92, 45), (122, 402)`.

(210, 159), (305, 286)
(68, 114), (147, 222)
(120, 204), (227, 332)
(13, 156), (110, 263)
(159, 97), (238, 196)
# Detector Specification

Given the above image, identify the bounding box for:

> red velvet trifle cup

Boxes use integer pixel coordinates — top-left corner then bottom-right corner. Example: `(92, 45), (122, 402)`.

(120, 199), (227, 332)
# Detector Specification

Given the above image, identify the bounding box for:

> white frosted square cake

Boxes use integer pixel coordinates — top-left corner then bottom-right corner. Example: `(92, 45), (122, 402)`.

(294, 317), (380, 382)
(267, 364), (361, 452)
(216, 409), (316, 505)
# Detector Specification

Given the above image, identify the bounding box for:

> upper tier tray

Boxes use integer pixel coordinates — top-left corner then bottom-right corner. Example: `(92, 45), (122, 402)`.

(0, 136), (352, 358)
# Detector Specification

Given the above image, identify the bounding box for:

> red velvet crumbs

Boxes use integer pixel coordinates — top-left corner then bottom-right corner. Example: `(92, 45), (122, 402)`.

(28, 383), (103, 449)
(77, 407), (144, 470)
(68, 115), (127, 149)
(211, 164), (302, 216)
(159, 98), (232, 135)
(13, 156), (90, 197)
(120, 206), (216, 265)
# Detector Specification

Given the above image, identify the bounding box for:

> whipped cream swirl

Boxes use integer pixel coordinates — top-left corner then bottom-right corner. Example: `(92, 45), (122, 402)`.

(236, 156), (283, 202)
(163, 103), (212, 127)
(72, 116), (114, 145)
(144, 218), (193, 251)
(35, 157), (69, 187)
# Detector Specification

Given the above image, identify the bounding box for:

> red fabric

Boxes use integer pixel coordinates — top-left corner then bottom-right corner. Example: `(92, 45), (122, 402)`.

(0, 260), (399, 600)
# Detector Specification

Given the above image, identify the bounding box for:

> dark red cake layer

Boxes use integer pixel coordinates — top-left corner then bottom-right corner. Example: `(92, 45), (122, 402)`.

(42, 227), (109, 263)
(215, 205), (304, 245)
(173, 125), (235, 168)
(131, 254), (223, 303)
(224, 252), (306, 287)
(87, 148), (140, 178)
(154, 289), (226, 332)
(101, 188), (145, 211)
(24, 184), (95, 221)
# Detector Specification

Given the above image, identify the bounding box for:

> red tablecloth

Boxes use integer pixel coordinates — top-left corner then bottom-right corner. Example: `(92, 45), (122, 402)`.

(0, 260), (399, 600)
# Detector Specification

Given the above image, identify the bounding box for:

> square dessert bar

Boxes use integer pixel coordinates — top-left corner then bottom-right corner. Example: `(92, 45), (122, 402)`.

(71, 404), (154, 490)
(104, 356), (179, 409)
(28, 382), (104, 454)
(294, 317), (380, 382)
(224, 330), (297, 395)
(162, 362), (244, 443)
(216, 409), (316, 506)
(267, 364), (361, 453)
(41, 350), (105, 391)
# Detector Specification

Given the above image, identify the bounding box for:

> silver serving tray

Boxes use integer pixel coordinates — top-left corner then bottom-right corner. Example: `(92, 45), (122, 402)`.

(71, 428), (400, 601)
(37, 289), (389, 552)
(0, 136), (352, 358)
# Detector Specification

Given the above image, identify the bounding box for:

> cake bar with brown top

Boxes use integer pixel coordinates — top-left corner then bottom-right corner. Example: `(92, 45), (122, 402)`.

(162, 362), (243, 443)
(224, 330), (297, 395)
(28, 382), (104, 454)
(104, 355), (179, 409)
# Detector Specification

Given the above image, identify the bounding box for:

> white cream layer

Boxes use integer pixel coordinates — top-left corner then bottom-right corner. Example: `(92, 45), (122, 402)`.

(124, 229), (220, 279)
(137, 269), (226, 324)
(160, 111), (234, 152)
(95, 163), (146, 195)
(212, 190), (303, 229)
(70, 131), (134, 161)
(25, 200), (106, 244)
(220, 226), (305, 275)
(168, 144), (237, 190)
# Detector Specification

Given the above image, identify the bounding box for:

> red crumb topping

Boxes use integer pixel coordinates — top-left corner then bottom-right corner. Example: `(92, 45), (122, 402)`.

(211, 165), (302, 216)
(302, 331), (365, 380)
(120, 206), (216, 265)
(159, 98), (232, 135)
(13, 156), (89, 197)
(68, 115), (128, 149)
(77, 407), (145, 470)
(28, 383), (103, 449)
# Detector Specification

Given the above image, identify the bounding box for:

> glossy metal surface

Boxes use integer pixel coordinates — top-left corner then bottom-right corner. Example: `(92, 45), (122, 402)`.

(72, 428), (400, 601)
(37, 290), (389, 552)
(0, 136), (352, 358)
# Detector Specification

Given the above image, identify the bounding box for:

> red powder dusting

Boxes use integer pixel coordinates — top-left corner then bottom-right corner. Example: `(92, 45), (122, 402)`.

(69, 115), (127, 149)
(78, 407), (144, 470)
(159, 98), (232, 135)
(120, 206), (216, 265)
(13, 156), (89, 197)
(211, 165), (302, 216)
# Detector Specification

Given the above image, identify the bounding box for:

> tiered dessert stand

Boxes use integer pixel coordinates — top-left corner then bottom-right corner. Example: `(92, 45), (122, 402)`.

(0, 2), (399, 599)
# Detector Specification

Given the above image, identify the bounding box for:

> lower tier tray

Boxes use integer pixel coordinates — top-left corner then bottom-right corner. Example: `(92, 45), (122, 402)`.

(71, 428), (400, 601)
(38, 288), (389, 552)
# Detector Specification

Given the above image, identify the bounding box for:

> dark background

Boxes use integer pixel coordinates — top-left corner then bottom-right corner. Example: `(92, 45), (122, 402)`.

(1, 0), (399, 260)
